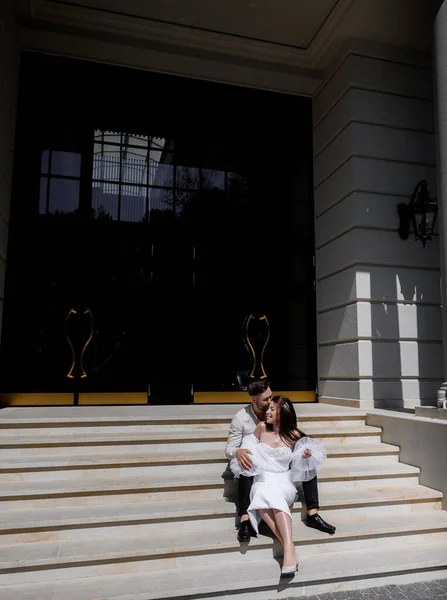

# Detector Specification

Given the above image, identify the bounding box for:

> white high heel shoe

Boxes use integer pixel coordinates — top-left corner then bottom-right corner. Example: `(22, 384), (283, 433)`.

(281, 563), (297, 575)
(281, 550), (299, 575)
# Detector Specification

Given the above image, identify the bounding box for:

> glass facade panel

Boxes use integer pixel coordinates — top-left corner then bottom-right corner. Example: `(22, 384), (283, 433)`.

(92, 181), (118, 220)
(2, 52), (315, 403)
(176, 165), (200, 190)
(121, 185), (147, 223)
(39, 150), (81, 215)
(202, 168), (225, 191)
(51, 151), (81, 178)
(41, 150), (49, 174)
(39, 176), (48, 214)
(93, 154), (121, 182)
(149, 153), (174, 188)
(48, 178), (80, 214)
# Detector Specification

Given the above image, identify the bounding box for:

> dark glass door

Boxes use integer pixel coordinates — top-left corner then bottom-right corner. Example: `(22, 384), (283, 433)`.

(1, 52), (316, 404)
(148, 226), (194, 404)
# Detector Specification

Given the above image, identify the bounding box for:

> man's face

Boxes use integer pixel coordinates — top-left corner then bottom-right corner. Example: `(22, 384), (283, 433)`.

(252, 387), (272, 414)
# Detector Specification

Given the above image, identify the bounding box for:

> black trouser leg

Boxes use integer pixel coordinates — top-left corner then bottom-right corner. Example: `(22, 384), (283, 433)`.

(302, 476), (319, 511)
(238, 475), (254, 517)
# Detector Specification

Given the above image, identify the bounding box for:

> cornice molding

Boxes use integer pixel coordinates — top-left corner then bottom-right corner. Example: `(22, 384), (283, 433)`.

(29, 0), (359, 70)
(19, 24), (323, 97)
(19, 0), (432, 98)
(305, 0), (360, 68)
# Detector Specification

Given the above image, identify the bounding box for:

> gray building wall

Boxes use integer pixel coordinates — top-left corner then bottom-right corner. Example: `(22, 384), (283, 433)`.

(0, 0), (19, 340)
(313, 52), (442, 409)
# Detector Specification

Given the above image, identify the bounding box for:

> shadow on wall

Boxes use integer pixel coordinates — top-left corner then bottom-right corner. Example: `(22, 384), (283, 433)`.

(370, 268), (403, 410)
(318, 268), (359, 404)
(371, 266), (442, 409)
(318, 265), (442, 409)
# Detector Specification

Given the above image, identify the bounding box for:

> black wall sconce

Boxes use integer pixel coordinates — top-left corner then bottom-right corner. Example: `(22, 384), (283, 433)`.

(398, 180), (438, 248)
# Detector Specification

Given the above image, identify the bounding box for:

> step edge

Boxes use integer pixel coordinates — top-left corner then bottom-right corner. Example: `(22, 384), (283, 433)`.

(2, 524), (447, 570)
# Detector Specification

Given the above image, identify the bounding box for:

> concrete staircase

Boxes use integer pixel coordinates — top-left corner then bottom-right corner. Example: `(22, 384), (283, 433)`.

(0, 404), (445, 600)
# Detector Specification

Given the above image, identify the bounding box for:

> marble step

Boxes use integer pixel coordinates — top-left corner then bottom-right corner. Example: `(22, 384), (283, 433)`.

(0, 442), (221, 460)
(0, 447), (403, 470)
(0, 424), (233, 438)
(0, 455), (415, 485)
(0, 460), (420, 496)
(0, 405), (366, 425)
(0, 483), (440, 526)
(0, 534), (446, 596)
(0, 418), (374, 435)
(0, 433), (383, 460)
(0, 418), (367, 433)
(1, 503), (446, 548)
(0, 442), (400, 470)
(0, 511), (446, 577)
(0, 425), (382, 447)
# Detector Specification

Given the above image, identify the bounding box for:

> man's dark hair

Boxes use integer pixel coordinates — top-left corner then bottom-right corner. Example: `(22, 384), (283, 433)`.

(247, 379), (270, 397)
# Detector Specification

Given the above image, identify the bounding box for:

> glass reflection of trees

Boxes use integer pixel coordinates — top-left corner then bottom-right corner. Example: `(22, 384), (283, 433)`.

(38, 131), (250, 230)
(92, 130), (249, 225)
(39, 150), (82, 216)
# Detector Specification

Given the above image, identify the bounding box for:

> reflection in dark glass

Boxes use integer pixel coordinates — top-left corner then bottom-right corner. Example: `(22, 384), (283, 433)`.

(93, 154), (120, 182)
(39, 177), (48, 214)
(91, 132), (184, 223)
(121, 185), (147, 222)
(175, 189), (196, 218)
(150, 137), (169, 152)
(121, 157), (148, 186)
(176, 165), (200, 190)
(227, 172), (249, 200)
(92, 181), (118, 220)
(95, 131), (150, 156)
(94, 142), (120, 158)
(94, 130), (122, 156)
(123, 134), (148, 149)
(94, 130), (121, 144)
(89, 131), (250, 227)
(149, 153), (174, 187)
(149, 188), (174, 223)
(41, 151), (49, 174)
(51, 151), (81, 177)
(48, 178), (80, 214)
(202, 168), (225, 191)
(149, 186), (173, 211)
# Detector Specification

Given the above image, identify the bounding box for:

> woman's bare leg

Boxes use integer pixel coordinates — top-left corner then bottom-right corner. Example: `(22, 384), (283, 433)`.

(273, 510), (296, 566)
(259, 509), (283, 544)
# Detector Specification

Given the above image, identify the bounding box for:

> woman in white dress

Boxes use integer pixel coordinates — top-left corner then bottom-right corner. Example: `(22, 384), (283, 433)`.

(230, 396), (326, 575)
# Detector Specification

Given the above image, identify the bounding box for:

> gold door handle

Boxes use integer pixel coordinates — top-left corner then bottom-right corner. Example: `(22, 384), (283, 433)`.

(64, 308), (77, 379)
(79, 308), (94, 378)
(64, 308), (94, 379)
(243, 314), (270, 380)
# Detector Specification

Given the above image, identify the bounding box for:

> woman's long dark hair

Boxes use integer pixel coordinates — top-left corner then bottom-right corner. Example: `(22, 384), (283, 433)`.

(266, 395), (306, 445)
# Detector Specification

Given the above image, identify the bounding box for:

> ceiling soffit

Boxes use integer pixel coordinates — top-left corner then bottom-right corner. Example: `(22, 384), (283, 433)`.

(48, 0), (339, 50)
(19, 0), (359, 69)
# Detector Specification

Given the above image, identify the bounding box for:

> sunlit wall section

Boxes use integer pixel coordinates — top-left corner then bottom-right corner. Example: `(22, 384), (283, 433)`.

(314, 51), (442, 409)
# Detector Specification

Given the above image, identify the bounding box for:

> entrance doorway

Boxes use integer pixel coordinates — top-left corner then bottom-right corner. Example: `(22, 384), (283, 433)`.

(1, 53), (316, 405)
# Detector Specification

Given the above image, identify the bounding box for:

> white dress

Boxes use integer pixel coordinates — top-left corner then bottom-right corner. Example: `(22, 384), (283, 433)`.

(230, 434), (327, 535)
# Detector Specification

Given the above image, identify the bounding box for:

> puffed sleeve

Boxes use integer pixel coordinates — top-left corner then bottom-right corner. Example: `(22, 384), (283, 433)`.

(290, 437), (327, 482)
(229, 434), (260, 478)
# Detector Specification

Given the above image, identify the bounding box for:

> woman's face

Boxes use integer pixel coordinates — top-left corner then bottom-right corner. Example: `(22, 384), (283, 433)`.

(266, 402), (279, 426)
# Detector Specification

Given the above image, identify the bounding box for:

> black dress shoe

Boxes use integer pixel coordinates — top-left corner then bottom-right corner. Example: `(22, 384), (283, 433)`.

(237, 520), (256, 542)
(306, 513), (336, 534)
